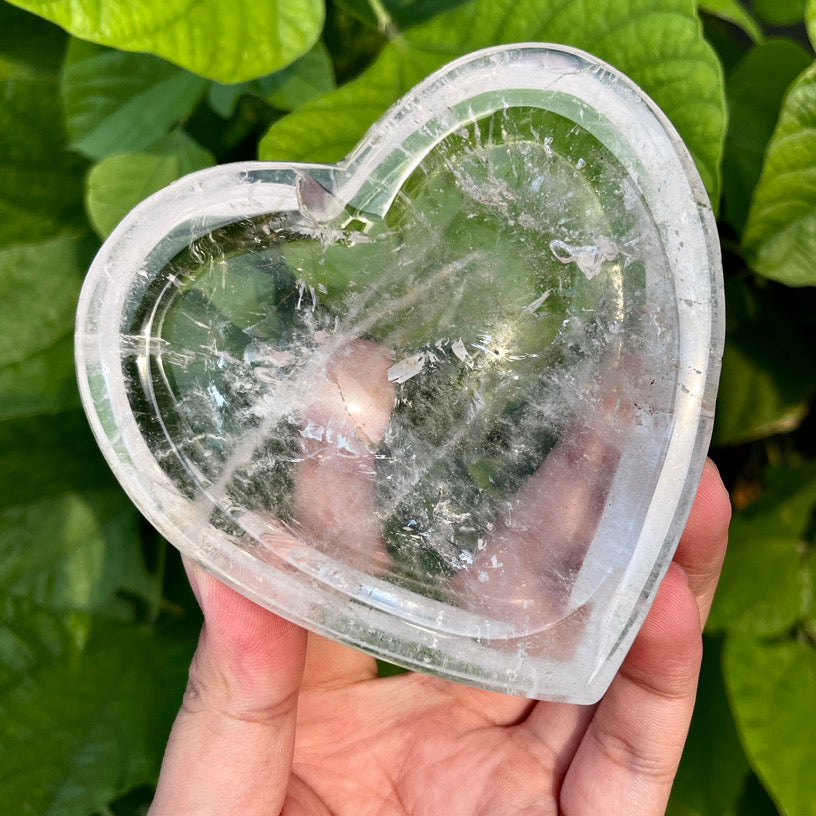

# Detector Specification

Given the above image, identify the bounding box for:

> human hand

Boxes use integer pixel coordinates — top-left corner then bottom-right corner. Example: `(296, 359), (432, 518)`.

(148, 343), (730, 816)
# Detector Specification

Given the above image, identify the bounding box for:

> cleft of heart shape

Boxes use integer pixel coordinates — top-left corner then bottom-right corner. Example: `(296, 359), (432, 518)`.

(75, 43), (724, 703)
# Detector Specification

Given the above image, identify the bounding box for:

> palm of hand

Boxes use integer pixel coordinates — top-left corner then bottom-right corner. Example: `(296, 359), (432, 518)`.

(291, 663), (562, 815)
(284, 564), (699, 816)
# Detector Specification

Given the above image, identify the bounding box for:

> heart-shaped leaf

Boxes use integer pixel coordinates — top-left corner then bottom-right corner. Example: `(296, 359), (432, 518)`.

(0, 489), (155, 613)
(706, 536), (802, 636)
(0, 335), (79, 421)
(5, 0), (324, 82)
(708, 463), (816, 636)
(743, 61), (816, 286)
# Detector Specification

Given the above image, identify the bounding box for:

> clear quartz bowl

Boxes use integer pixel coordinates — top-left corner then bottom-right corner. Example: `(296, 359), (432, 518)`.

(75, 43), (724, 703)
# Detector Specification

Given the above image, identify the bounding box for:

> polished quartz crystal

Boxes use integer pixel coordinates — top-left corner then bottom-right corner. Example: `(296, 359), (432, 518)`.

(75, 44), (723, 703)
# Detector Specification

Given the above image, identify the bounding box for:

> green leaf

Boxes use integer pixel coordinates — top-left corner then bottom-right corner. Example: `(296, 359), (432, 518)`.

(0, 234), (92, 368)
(0, 74), (87, 248)
(62, 40), (209, 161)
(749, 462), (816, 539)
(0, 489), (155, 614)
(0, 595), (87, 693)
(260, 0), (726, 205)
(722, 39), (812, 233)
(725, 636), (816, 816)
(0, 334), (80, 421)
(698, 0), (763, 43)
(713, 278), (816, 445)
(0, 613), (193, 816)
(743, 61), (816, 286)
(0, 410), (116, 511)
(755, 0), (806, 26)
(208, 42), (335, 118)
(802, 545), (816, 633)
(708, 462), (816, 636)
(706, 536), (801, 636)
(86, 130), (215, 239)
(808, 0), (816, 51)
(6, 0), (324, 82)
(667, 637), (750, 816)
(259, 43), (442, 162)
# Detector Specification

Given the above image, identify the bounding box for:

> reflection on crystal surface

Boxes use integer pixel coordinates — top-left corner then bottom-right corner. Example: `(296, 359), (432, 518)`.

(78, 44), (722, 702)
(126, 104), (676, 638)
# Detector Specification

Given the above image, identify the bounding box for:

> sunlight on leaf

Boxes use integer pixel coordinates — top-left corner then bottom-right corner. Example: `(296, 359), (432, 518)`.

(260, 44), (442, 162)
(0, 489), (155, 613)
(743, 62), (816, 286)
(333, 0), (471, 29)
(5, 0), (324, 82)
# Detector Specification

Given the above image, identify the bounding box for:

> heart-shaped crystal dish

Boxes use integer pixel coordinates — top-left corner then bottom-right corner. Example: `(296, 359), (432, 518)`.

(76, 43), (723, 703)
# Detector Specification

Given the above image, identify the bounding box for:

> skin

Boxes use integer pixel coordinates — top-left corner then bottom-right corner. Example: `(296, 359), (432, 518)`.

(148, 341), (731, 816)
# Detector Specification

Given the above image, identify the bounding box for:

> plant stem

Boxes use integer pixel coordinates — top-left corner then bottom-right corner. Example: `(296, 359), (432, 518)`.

(367, 0), (398, 37)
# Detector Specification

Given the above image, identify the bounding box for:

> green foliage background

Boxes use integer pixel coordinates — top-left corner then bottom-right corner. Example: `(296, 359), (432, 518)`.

(1, 0), (815, 812)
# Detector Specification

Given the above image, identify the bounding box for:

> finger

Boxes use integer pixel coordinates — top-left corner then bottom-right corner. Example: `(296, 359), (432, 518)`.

(292, 339), (396, 689)
(454, 356), (636, 637)
(149, 559), (308, 816)
(672, 457), (731, 624)
(293, 339), (395, 574)
(560, 563), (702, 816)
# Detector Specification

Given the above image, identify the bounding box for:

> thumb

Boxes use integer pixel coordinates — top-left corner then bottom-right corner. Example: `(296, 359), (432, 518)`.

(149, 558), (308, 815)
